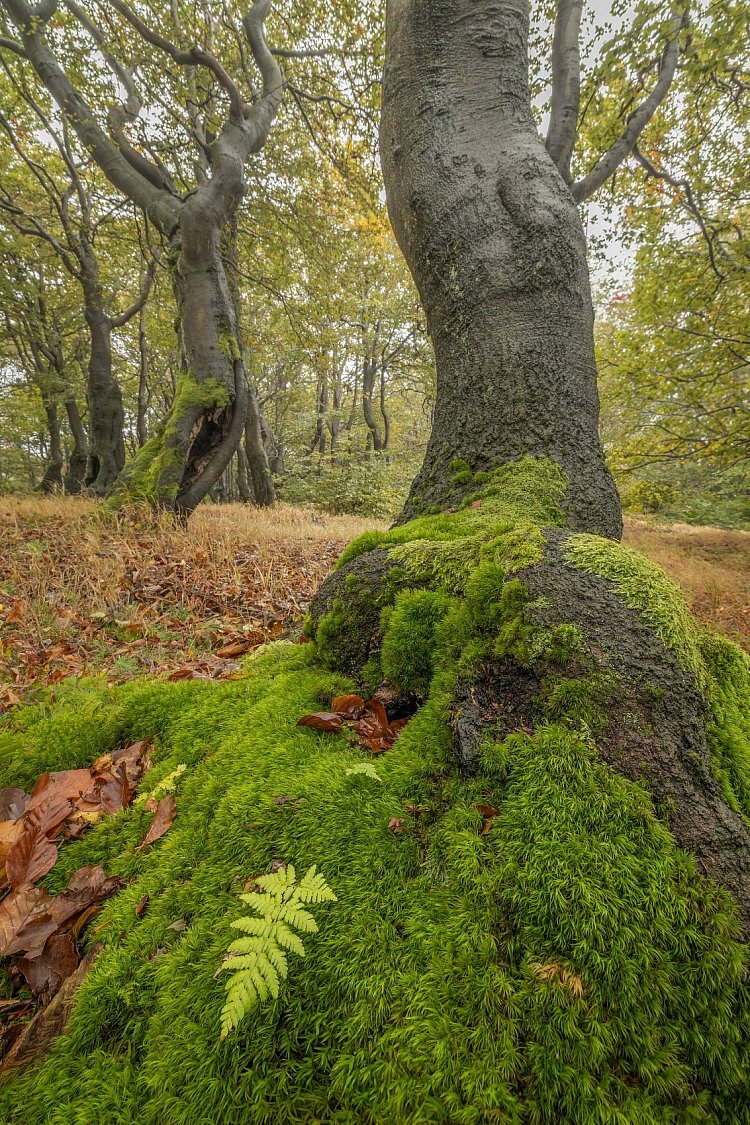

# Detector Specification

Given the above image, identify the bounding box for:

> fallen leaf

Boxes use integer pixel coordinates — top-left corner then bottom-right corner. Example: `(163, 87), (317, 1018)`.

(135, 895), (149, 918)
(0, 885), (50, 957)
(297, 712), (343, 732)
(332, 694), (366, 719)
(16, 932), (79, 1001)
(388, 817), (405, 835)
(475, 804), (499, 818)
(136, 794), (177, 852)
(5, 827), (58, 889)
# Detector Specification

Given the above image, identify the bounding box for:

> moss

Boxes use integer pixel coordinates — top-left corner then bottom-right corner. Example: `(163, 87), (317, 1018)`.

(389, 535), (484, 594)
(700, 631), (750, 821)
(112, 373), (232, 506)
(564, 533), (706, 689)
(5, 453), (750, 1119)
(2, 648), (750, 1122)
(538, 671), (617, 734)
(380, 589), (454, 695)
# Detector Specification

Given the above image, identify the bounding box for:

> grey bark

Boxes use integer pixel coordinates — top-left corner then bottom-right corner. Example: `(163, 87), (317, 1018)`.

(380, 0), (622, 538)
(81, 264), (125, 494)
(40, 397), (63, 492)
(64, 397), (87, 492)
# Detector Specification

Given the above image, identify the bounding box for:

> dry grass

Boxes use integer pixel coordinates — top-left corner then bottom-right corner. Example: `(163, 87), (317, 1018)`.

(0, 497), (384, 709)
(623, 517), (750, 650)
(0, 498), (747, 711)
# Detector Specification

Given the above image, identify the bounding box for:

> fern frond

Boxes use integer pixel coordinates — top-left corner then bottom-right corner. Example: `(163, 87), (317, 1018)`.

(219, 863), (336, 1038)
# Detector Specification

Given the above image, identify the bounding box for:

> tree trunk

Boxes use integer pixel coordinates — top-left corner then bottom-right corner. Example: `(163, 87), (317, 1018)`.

(83, 283), (126, 495)
(310, 0), (750, 959)
(236, 446), (253, 503)
(137, 301), (150, 448)
(39, 399), (63, 493)
(64, 398), (88, 493)
(245, 376), (275, 506)
(380, 0), (621, 538)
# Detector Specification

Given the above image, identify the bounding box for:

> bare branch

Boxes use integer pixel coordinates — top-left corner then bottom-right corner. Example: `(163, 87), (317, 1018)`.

(0, 33), (25, 55)
(572, 6), (689, 203)
(109, 252), (158, 327)
(241, 0), (284, 151)
(109, 0), (246, 123)
(546, 0), (583, 183)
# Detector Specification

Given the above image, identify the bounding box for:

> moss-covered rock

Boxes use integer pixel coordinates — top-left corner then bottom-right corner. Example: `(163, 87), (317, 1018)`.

(3, 454), (750, 1120)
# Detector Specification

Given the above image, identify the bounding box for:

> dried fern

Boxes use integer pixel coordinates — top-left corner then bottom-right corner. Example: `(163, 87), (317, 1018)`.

(219, 864), (337, 1039)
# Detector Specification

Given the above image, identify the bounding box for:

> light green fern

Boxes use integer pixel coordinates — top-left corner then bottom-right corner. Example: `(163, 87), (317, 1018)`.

(134, 763), (187, 805)
(345, 763), (382, 782)
(219, 864), (337, 1039)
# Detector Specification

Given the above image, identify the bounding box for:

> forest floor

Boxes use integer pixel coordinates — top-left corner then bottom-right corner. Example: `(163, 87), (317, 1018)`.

(0, 497), (748, 713)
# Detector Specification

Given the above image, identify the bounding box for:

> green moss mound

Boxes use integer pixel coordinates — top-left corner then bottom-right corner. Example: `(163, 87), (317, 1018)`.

(3, 456), (750, 1122)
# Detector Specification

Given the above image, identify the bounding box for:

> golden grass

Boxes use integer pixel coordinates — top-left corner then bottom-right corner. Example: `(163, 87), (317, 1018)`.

(623, 517), (750, 650)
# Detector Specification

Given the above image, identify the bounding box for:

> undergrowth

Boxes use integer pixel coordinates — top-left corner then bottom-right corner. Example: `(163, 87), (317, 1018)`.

(2, 457), (750, 1121)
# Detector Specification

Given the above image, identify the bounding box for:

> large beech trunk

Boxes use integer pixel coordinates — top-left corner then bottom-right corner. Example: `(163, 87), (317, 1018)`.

(310, 0), (750, 943)
(154, 209), (248, 517)
(380, 0), (621, 538)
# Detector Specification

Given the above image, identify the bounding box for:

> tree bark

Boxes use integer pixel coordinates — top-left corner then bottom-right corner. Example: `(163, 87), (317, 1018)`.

(64, 398), (88, 493)
(380, 0), (622, 538)
(39, 398), (63, 493)
(83, 281), (125, 495)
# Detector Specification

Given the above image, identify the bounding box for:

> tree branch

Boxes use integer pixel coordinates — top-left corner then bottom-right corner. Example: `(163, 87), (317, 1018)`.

(572, 6), (689, 203)
(546, 0), (583, 183)
(0, 0), (180, 233)
(109, 0), (246, 124)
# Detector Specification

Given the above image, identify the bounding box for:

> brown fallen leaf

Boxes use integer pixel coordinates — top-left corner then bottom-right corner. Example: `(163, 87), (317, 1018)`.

(15, 932), (79, 1001)
(136, 794), (177, 852)
(6, 827), (58, 889)
(4, 867), (122, 960)
(388, 817), (405, 835)
(297, 712), (344, 732)
(135, 894), (149, 918)
(332, 694), (366, 719)
(0, 884), (50, 957)
(475, 804), (499, 818)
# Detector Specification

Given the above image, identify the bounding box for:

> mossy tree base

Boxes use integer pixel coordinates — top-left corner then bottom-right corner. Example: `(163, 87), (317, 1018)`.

(2, 458), (750, 1119)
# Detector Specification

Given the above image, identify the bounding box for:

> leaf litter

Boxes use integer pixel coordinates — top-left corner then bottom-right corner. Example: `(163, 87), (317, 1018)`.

(297, 692), (409, 756)
(0, 737), (178, 1059)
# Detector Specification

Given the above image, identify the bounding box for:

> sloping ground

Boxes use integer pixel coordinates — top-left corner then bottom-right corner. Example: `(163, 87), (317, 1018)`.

(0, 643), (748, 1123)
(0, 467), (749, 1121)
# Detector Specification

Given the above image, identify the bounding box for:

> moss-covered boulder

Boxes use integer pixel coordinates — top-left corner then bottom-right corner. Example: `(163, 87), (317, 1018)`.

(2, 456), (750, 1122)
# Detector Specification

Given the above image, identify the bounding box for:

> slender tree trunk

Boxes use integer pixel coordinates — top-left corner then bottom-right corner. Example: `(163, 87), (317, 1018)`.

(40, 398), (63, 493)
(64, 398), (88, 493)
(82, 278), (126, 495)
(362, 321), (386, 452)
(380, 0), (621, 537)
(137, 301), (150, 448)
(245, 377), (275, 505)
(236, 446), (253, 503)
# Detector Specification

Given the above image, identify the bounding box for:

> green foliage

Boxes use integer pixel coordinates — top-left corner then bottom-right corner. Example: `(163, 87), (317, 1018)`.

(220, 864), (336, 1039)
(345, 762), (382, 782)
(279, 455), (415, 520)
